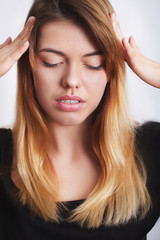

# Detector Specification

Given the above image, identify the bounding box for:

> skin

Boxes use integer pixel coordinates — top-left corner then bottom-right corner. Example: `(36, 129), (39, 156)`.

(34, 21), (107, 126)
(0, 12), (160, 200)
(110, 13), (160, 88)
(0, 17), (35, 77)
(33, 20), (107, 200)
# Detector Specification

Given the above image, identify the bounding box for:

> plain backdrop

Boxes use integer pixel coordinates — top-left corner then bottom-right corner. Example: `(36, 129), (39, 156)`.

(0, 0), (159, 239)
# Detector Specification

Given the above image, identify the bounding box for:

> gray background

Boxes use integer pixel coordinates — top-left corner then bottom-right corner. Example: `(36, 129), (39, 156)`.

(0, 0), (159, 238)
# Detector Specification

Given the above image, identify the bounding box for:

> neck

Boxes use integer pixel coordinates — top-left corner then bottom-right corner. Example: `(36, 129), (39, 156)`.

(47, 118), (94, 164)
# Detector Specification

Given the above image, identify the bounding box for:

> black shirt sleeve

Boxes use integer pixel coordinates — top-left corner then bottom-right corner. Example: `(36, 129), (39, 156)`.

(136, 121), (160, 202)
(0, 128), (13, 174)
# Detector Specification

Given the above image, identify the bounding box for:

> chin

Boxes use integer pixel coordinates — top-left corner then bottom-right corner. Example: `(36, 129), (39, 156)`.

(57, 117), (89, 127)
(46, 113), (90, 127)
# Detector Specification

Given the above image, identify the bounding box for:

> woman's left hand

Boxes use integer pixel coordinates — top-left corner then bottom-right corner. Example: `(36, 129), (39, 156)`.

(110, 13), (160, 89)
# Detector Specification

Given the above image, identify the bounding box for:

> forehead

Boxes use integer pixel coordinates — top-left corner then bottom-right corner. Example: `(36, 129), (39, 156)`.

(37, 20), (100, 52)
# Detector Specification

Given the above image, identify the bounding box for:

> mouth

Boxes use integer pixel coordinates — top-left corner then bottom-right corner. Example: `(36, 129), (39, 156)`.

(60, 100), (80, 104)
(56, 95), (85, 102)
(56, 95), (85, 112)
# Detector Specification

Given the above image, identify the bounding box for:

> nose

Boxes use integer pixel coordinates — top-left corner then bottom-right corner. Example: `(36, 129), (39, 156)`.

(61, 62), (82, 89)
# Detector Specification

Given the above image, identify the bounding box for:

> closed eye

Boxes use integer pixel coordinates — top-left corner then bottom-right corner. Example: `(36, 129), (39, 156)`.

(85, 63), (104, 71)
(42, 61), (104, 70)
(42, 61), (63, 68)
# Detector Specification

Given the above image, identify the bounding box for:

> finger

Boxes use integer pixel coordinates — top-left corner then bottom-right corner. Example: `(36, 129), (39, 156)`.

(0, 41), (30, 78)
(0, 37), (12, 49)
(121, 38), (133, 62)
(11, 16), (35, 50)
(7, 41), (30, 69)
(15, 41), (30, 60)
(110, 13), (123, 42)
(20, 16), (36, 40)
(128, 36), (140, 52)
(7, 16), (35, 60)
(6, 16), (35, 64)
(122, 38), (133, 52)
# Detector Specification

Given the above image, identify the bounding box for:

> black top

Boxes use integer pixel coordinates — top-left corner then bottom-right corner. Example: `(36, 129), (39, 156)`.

(0, 121), (160, 240)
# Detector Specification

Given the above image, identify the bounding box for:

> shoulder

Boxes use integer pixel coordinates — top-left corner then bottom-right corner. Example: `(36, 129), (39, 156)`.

(137, 121), (160, 140)
(0, 128), (12, 145)
(0, 128), (13, 169)
(136, 121), (160, 199)
(136, 121), (160, 157)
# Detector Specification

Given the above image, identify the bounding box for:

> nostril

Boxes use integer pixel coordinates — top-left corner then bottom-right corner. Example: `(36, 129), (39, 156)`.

(61, 78), (81, 89)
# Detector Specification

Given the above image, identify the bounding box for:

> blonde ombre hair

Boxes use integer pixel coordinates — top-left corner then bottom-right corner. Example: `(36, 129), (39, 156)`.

(12, 0), (151, 228)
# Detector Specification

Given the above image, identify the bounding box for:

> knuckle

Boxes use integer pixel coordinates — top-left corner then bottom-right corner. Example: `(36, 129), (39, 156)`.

(18, 32), (24, 42)
(126, 47), (134, 56)
(6, 55), (13, 65)
(130, 50), (136, 58)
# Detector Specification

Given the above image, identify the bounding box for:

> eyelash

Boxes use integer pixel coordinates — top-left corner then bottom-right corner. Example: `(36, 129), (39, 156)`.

(42, 61), (62, 68)
(85, 64), (103, 71)
(42, 61), (103, 71)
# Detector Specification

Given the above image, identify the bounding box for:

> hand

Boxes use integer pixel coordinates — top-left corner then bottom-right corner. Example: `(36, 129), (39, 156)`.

(0, 16), (35, 78)
(110, 13), (160, 89)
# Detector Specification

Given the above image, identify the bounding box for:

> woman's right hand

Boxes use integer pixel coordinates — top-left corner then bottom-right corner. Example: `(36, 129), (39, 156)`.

(0, 16), (35, 78)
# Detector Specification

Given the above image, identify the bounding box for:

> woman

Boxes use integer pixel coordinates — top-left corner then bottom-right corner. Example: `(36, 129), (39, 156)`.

(0, 0), (159, 239)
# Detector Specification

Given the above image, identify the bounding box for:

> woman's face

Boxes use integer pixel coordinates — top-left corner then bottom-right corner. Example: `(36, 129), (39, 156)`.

(34, 20), (108, 126)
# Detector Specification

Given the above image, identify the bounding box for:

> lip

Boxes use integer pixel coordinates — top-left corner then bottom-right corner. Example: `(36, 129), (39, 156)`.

(56, 95), (85, 112)
(56, 95), (85, 102)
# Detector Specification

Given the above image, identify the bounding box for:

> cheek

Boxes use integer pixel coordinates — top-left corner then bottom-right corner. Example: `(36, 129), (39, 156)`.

(33, 59), (62, 98)
(33, 58), (60, 99)
(86, 70), (107, 99)
(83, 70), (107, 115)
(33, 69), (55, 107)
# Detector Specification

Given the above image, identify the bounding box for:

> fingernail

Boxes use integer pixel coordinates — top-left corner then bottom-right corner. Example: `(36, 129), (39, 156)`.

(112, 12), (118, 21)
(23, 41), (29, 47)
(20, 41), (29, 51)
(27, 16), (35, 24)
(6, 37), (12, 43)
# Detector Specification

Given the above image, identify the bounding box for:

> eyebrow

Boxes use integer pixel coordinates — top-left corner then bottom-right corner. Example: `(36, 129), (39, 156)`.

(39, 48), (104, 57)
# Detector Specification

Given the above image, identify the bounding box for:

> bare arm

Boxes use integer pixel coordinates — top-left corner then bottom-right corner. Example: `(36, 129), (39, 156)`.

(110, 13), (160, 89)
(0, 16), (35, 78)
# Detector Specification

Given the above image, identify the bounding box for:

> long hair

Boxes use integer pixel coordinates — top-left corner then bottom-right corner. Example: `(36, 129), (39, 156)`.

(13, 0), (151, 228)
